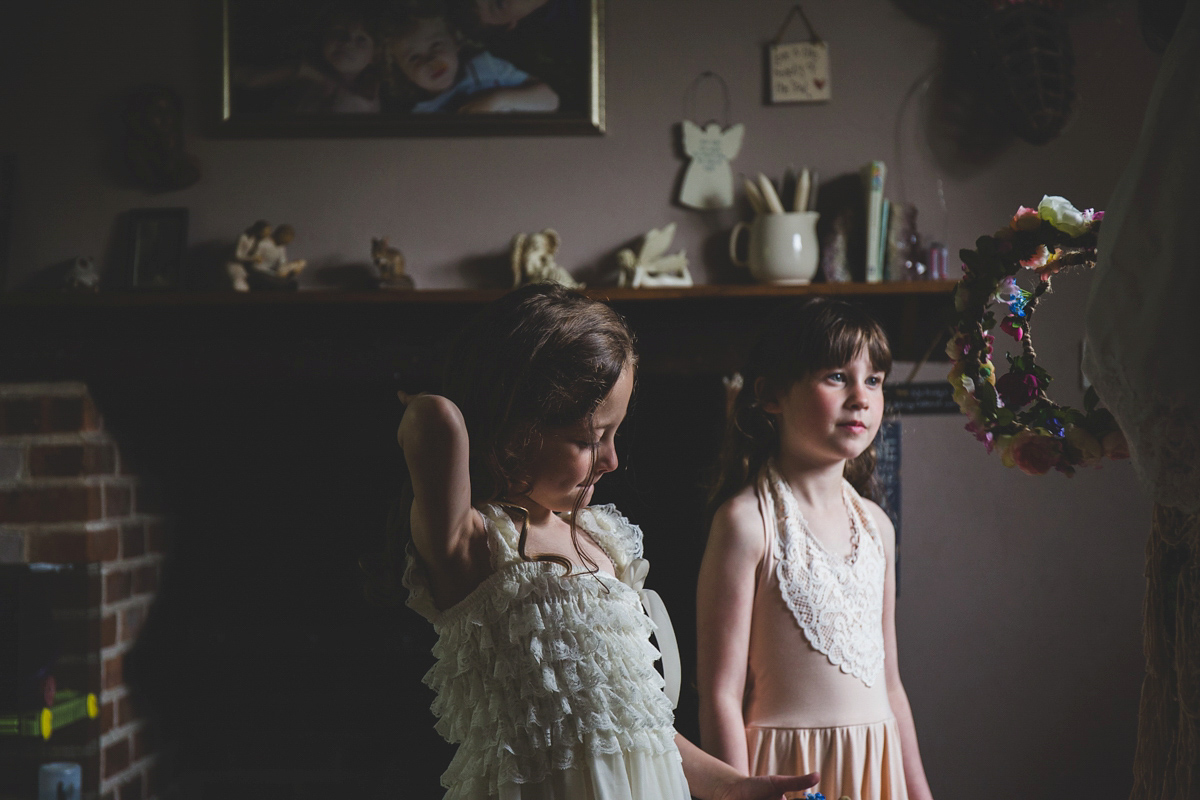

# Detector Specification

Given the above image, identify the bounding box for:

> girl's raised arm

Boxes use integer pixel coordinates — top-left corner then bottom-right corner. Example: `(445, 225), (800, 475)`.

(397, 392), (488, 605)
(697, 487), (766, 772)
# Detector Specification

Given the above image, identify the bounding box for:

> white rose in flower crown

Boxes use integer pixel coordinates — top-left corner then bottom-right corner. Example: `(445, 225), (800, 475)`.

(1037, 195), (1090, 237)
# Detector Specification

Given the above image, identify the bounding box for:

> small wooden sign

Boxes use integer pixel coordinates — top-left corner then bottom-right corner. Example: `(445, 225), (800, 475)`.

(769, 40), (831, 104)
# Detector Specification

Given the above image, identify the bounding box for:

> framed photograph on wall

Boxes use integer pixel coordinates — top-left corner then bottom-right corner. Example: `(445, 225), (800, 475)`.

(121, 208), (189, 290)
(219, 0), (604, 137)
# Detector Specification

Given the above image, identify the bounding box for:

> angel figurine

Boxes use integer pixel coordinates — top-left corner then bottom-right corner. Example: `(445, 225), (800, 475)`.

(679, 121), (744, 209)
(617, 222), (693, 288)
(510, 229), (584, 289)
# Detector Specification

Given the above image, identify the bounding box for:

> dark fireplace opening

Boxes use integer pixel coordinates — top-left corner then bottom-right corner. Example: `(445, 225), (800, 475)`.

(97, 370), (726, 798)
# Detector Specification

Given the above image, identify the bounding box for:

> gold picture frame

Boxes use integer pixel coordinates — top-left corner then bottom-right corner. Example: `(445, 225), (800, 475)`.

(218, 0), (604, 137)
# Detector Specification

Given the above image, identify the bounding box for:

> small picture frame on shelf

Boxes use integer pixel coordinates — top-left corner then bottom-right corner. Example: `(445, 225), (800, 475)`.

(121, 208), (189, 290)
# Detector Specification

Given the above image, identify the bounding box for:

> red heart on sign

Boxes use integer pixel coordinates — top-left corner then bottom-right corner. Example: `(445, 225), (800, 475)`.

(814, 79), (825, 89)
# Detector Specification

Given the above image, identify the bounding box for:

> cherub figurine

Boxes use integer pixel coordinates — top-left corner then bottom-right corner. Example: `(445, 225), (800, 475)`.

(226, 221), (305, 291)
(254, 224), (306, 278)
(510, 228), (584, 289)
(616, 222), (693, 288)
(226, 220), (271, 291)
(371, 237), (414, 288)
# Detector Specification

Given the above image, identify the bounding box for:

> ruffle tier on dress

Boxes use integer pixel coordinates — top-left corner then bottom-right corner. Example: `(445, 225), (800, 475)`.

(404, 504), (687, 800)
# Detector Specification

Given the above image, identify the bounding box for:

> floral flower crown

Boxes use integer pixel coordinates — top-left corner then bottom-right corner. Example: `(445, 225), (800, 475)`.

(948, 196), (1128, 475)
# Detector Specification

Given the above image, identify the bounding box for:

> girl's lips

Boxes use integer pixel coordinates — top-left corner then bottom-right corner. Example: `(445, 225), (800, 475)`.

(838, 422), (868, 433)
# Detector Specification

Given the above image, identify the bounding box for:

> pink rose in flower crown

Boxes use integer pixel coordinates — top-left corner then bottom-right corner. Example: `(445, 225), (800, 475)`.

(1011, 206), (1041, 231)
(1000, 315), (1024, 341)
(996, 371), (1040, 409)
(1003, 431), (1063, 475)
(1020, 244), (1050, 269)
(965, 420), (995, 453)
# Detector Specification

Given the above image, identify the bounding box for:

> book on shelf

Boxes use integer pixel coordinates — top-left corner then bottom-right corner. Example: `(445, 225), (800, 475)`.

(862, 161), (886, 282)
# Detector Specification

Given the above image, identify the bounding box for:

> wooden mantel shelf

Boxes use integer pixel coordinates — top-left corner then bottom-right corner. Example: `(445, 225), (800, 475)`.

(0, 280), (955, 308)
(0, 281), (955, 386)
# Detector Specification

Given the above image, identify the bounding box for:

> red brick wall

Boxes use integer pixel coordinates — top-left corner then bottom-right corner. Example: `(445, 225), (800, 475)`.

(1, 383), (164, 800)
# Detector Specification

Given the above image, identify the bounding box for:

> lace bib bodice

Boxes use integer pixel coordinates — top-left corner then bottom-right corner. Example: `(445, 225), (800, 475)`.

(766, 463), (887, 687)
(403, 504), (679, 797)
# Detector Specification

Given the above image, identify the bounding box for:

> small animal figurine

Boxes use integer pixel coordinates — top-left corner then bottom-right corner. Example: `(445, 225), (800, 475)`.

(371, 237), (414, 289)
(510, 228), (584, 289)
(64, 257), (100, 292)
(616, 222), (693, 288)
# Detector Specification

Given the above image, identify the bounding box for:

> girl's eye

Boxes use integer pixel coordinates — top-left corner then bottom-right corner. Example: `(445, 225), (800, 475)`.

(828, 372), (845, 382)
(866, 375), (883, 387)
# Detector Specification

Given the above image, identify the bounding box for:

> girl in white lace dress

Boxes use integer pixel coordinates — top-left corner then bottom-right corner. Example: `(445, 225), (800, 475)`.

(395, 284), (819, 800)
(697, 299), (934, 800)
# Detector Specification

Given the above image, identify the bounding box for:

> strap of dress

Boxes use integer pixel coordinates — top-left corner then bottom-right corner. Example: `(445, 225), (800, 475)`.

(580, 505), (680, 709)
(479, 503), (523, 567)
(639, 588), (682, 709)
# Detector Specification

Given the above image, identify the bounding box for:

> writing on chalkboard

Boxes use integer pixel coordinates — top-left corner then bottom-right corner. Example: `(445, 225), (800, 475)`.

(873, 418), (901, 535)
(885, 382), (958, 416)
(872, 418), (902, 586)
(768, 41), (831, 103)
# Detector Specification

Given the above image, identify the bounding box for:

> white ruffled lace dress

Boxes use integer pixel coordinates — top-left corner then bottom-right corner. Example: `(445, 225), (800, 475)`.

(404, 504), (688, 800)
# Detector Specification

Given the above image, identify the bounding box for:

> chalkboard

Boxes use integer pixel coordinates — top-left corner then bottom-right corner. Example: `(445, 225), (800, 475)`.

(872, 418), (902, 586)
(873, 418), (901, 535)
(885, 382), (958, 415)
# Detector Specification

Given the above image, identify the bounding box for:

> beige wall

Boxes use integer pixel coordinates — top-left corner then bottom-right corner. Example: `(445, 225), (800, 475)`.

(0, 1), (1160, 796)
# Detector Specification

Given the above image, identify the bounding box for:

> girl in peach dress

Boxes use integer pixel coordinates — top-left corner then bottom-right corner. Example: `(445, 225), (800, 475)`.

(698, 299), (935, 800)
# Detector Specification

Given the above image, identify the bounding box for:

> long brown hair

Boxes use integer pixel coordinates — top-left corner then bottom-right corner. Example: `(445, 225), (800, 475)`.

(367, 284), (637, 601)
(708, 298), (892, 515)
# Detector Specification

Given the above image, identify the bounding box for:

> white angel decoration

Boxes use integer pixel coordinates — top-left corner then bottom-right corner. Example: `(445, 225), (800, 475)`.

(617, 223), (693, 288)
(679, 120), (745, 209)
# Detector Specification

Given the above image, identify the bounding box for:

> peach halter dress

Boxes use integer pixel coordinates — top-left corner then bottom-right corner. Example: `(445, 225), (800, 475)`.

(743, 463), (908, 800)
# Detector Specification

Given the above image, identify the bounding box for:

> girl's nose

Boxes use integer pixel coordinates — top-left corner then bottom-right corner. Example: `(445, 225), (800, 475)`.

(595, 441), (619, 475)
(847, 386), (870, 409)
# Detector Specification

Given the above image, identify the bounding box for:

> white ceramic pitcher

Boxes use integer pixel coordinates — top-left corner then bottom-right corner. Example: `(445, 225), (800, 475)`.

(729, 211), (820, 285)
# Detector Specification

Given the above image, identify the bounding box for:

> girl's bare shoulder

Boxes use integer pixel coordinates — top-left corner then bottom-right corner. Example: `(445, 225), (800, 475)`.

(858, 496), (895, 547)
(709, 483), (767, 556)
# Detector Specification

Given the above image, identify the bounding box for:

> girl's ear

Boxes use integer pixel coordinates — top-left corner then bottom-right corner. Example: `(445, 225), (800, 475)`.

(754, 376), (782, 415)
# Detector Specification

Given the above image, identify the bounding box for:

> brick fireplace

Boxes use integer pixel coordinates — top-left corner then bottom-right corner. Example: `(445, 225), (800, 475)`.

(1, 382), (165, 800)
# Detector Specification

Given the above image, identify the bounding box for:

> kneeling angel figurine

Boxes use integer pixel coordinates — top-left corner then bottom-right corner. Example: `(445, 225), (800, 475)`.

(617, 223), (692, 288)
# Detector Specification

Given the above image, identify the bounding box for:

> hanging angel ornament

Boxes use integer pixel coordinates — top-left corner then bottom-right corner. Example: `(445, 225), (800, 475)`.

(677, 72), (744, 210)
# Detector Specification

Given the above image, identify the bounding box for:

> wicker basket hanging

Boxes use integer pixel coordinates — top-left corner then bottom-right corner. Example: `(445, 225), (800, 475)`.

(982, 1), (1077, 144)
